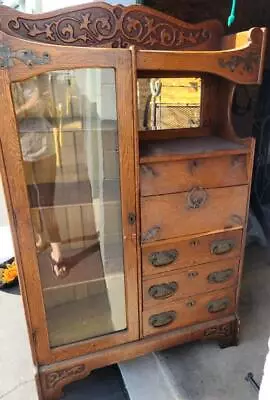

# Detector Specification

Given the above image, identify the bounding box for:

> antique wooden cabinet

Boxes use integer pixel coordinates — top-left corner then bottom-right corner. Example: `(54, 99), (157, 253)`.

(0, 2), (267, 399)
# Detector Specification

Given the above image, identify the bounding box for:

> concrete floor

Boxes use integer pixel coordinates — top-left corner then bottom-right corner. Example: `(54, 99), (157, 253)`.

(157, 245), (270, 400)
(0, 284), (129, 400)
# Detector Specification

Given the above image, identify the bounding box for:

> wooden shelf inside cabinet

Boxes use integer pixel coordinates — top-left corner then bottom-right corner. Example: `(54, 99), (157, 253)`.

(139, 136), (250, 164)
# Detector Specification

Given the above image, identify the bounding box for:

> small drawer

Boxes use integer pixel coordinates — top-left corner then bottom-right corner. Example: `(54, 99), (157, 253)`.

(140, 155), (248, 196)
(141, 186), (248, 242)
(143, 287), (236, 337)
(142, 229), (242, 277)
(143, 258), (239, 308)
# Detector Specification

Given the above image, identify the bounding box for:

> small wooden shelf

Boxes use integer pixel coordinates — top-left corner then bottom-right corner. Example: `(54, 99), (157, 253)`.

(140, 136), (249, 163)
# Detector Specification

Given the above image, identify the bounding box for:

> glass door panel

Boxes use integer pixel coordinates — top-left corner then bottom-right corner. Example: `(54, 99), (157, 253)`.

(11, 68), (126, 347)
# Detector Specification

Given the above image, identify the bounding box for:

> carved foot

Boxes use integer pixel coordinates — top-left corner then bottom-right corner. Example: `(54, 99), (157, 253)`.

(218, 317), (240, 349)
(39, 362), (91, 400)
(203, 317), (240, 349)
(218, 334), (239, 349)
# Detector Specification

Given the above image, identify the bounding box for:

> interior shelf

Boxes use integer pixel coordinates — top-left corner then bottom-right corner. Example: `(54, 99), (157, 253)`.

(140, 136), (249, 163)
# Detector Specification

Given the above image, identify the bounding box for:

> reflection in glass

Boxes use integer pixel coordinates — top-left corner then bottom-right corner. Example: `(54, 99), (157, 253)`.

(137, 77), (202, 130)
(12, 69), (127, 347)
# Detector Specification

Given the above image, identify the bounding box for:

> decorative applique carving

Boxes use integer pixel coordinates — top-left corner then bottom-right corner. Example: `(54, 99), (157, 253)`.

(218, 51), (259, 74)
(204, 322), (232, 337)
(0, 45), (50, 68)
(7, 5), (211, 50)
(46, 364), (86, 389)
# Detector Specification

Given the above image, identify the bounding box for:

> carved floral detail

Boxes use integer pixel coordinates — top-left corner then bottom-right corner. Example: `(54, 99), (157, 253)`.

(218, 51), (260, 74)
(46, 364), (86, 389)
(204, 322), (232, 337)
(7, 5), (211, 50)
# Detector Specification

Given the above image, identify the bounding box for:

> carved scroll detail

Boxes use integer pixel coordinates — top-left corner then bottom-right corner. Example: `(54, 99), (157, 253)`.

(0, 45), (50, 68)
(218, 51), (260, 74)
(7, 5), (212, 50)
(204, 322), (232, 337)
(46, 364), (86, 389)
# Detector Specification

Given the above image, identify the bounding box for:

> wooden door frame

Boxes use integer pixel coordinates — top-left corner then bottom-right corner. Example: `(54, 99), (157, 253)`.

(0, 31), (139, 365)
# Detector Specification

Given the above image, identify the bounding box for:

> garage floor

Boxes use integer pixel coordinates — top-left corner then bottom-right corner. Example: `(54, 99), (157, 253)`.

(1, 242), (270, 399)
(0, 284), (129, 400)
(156, 244), (270, 400)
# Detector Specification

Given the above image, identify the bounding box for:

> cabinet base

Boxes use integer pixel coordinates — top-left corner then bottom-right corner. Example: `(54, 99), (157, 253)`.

(38, 315), (239, 400)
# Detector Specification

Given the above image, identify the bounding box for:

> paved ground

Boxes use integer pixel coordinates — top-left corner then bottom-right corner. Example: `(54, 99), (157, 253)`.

(0, 285), (129, 400)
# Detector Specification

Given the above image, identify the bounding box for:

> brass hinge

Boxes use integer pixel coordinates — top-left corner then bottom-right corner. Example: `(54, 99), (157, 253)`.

(0, 45), (50, 69)
(12, 209), (18, 229)
(32, 329), (38, 345)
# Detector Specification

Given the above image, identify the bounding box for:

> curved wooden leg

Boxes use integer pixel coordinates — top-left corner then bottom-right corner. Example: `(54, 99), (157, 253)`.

(39, 362), (92, 400)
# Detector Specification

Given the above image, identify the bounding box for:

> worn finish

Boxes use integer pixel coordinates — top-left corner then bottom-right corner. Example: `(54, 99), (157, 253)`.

(140, 154), (248, 196)
(0, 3), (266, 399)
(143, 287), (236, 336)
(141, 186), (248, 241)
(143, 258), (239, 308)
(142, 229), (243, 277)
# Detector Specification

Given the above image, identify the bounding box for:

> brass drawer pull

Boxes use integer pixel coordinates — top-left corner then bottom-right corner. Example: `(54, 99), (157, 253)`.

(211, 239), (235, 255)
(148, 281), (178, 300)
(186, 299), (196, 308)
(148, 249), (178, 267)
(208, 268), (234, 284)
(207, 297), (230, 314)
(187, 187), (207, 209)
(188, 271), (199, 279)
(141, 225), (161, 243)
(149, 311), (176, 328)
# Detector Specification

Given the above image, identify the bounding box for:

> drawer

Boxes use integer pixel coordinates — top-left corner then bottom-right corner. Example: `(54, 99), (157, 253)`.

(143, 258), (239, 308)
(143, 287), (236, 337)
(140, 154), (248, 196)
(141, 186), (248, 242)
(142, 229), (242, 277)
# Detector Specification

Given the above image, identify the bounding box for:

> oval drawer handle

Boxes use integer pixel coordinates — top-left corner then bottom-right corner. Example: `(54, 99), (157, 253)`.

(142, 225), (161, 243)
(207, 297), (230, 314)
(148, 281), (178, 300)
(148, 249), (178, 267)
(187, 187), (207, 209)
(149, 311), (176, 328)
(208, 268), (234, 284)
(210, 239), (235, 255)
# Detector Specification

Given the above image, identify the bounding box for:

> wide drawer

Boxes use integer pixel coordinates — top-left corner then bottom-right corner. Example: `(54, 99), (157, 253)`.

(143, 287), (236, 337)
(140, 154), (248, 196)
(141, 186), (248, 242)
(142, 229), (242, 277)
(143, 258), (239, 309)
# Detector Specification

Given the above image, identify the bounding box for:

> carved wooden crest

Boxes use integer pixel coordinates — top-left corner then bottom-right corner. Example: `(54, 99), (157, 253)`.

(0, 2), (223, 50)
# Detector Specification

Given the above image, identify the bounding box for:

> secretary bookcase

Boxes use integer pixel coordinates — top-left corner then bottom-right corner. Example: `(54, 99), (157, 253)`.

(0, 2), (266, 399)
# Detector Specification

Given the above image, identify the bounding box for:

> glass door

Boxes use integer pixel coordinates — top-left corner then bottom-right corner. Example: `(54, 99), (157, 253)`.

(11, 68), (129, 347)
(1, 45), (138, 362)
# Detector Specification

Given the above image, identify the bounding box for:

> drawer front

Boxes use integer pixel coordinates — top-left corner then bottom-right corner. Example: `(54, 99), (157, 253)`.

(143, 287), (236, 337)
(141, 186), (248, 242)
(143, 258), (239, 308)
(140, 155), (248, 196)
(142, 229), (242, 277)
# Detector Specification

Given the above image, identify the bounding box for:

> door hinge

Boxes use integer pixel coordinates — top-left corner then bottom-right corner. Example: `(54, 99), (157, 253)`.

(32, 329), (38, 345)
(12, 209), (18, 229)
